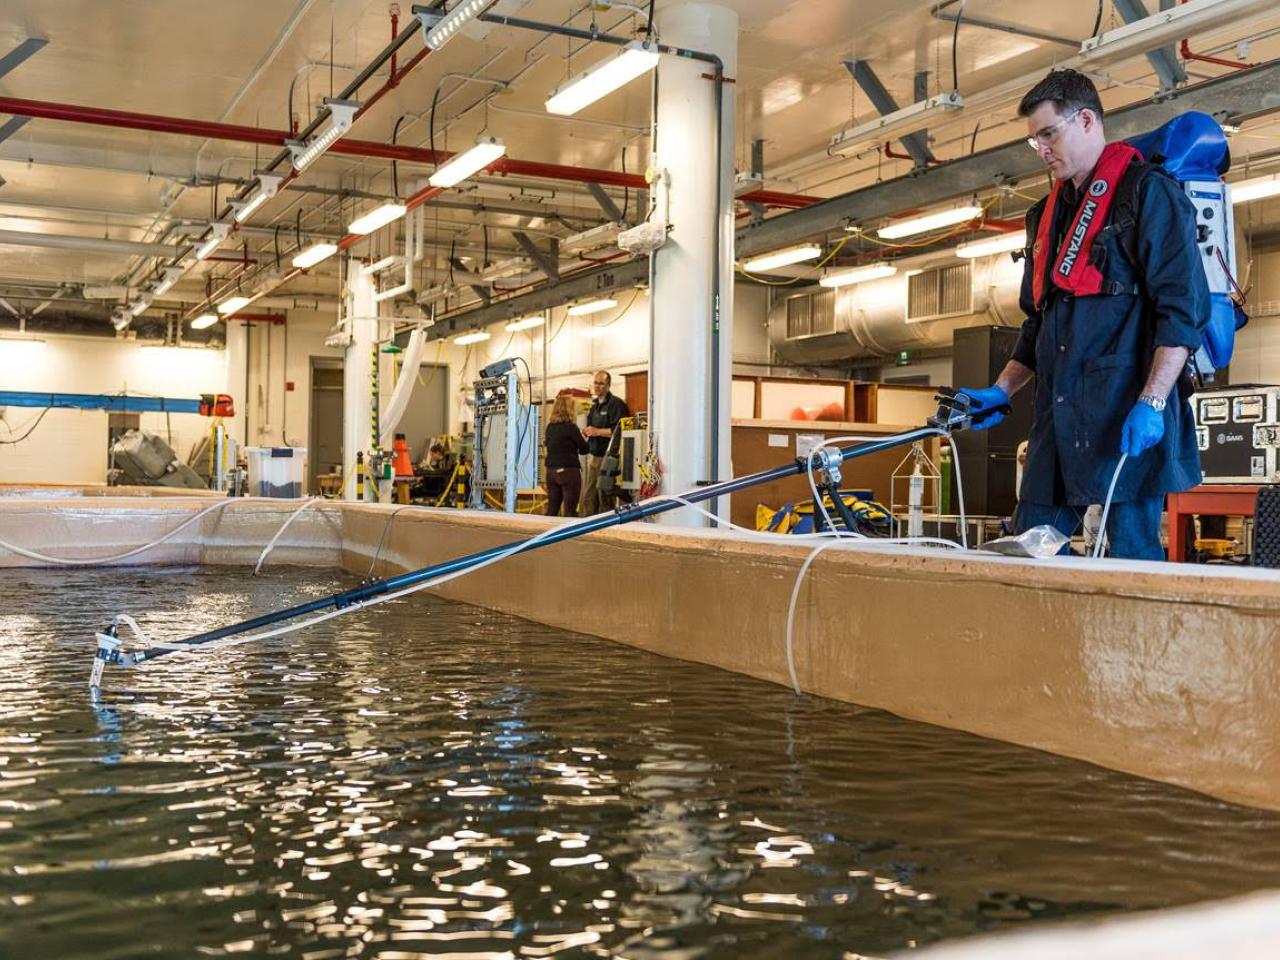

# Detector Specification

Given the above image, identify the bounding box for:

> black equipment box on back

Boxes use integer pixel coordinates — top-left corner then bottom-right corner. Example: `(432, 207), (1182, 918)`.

(1192, 385), (1280, 484)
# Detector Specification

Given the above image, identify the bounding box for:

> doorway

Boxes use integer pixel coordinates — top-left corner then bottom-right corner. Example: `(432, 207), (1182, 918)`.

(309, 357), (344, 493)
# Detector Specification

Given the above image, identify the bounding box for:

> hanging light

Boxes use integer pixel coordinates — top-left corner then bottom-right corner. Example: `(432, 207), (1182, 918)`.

(418, 0), (498, 50)
(742, 244), (822, 273)
(819, 263), (898, 288)
(955, 231), (1028, 258)
(291, 242), (338, 269)
(152, 266), (185, 297)
(193, 221), (232, 260)
(505, 316), (545, 332)
(217, 295), (252, 315)
(877, 204), (983, 240)
(545, 40), (661, 116)
(348, 202), (408, 235)
(191, 314), (219, 330)
(287, 99), (360, 172)
(230, 172), (284, 223)
(429, 137), (507, 188)
(1231, 173), (1280, 205)
(567, 298), (618, 316)
(455, 330), (491, 345)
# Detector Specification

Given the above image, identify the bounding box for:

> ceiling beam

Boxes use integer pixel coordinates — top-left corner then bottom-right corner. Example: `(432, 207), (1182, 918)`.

(843, 59), (936, 169)
(736, 60), (1280, 257)
(425, 258), (647, 341)
(586, 182), (623, 222)
(1113, 0), (1188, 92)
(0, 38), (48, 83)
(512, 231), (559, 282)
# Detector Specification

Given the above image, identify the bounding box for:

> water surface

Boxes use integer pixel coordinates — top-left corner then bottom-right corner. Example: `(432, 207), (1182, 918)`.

(3, 566), (1280, 959)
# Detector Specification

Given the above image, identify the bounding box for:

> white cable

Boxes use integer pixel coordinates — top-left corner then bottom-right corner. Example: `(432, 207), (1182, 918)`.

(783, 531), (962, 695)
(253, 497), (324, 575)
(947, 433), (969, 549)
(0, 496), (324, 566)
(1092, 453), (1129, 559)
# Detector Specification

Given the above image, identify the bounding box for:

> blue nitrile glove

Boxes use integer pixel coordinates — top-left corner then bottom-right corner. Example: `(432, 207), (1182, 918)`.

(956, 385), (1010, 431)
(1121, 401), (1165, 456)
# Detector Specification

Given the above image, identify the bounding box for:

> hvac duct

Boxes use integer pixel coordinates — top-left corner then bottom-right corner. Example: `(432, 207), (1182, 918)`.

(767, 253), (1023, 363)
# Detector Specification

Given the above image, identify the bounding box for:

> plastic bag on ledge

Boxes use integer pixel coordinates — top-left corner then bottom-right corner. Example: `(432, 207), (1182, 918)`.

(979, 524), (1070, 559)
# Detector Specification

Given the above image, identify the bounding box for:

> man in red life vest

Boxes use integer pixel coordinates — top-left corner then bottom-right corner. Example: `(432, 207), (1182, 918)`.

(959, 70), (1208, 560)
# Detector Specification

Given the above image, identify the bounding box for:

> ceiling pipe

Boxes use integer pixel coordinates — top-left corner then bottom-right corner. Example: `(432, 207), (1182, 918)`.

(0, 95), (817, 206)
(0, 228), (183, 258)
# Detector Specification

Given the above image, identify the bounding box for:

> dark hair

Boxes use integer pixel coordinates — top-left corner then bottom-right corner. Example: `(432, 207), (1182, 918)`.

(1018, 69), (1104, 122)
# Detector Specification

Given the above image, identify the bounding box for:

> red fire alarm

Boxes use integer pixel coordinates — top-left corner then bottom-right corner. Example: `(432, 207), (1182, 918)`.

(285, 381), (295, 392)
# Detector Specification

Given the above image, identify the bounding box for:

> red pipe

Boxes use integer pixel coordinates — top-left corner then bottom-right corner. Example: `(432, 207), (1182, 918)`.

(884, 143), (940, 165)
(1178, 38), (1250, 70)
(0, 95), (818, 204)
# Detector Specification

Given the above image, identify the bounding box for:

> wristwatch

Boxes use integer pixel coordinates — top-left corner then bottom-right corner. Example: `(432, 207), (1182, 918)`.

(1137, 393), (1168, 412)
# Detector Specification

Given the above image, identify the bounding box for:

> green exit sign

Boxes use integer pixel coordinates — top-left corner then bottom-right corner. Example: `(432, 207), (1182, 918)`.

(895, 350), (911, 366)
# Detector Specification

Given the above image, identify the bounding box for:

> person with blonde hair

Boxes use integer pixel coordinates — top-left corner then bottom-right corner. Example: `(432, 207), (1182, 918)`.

(544, 392), (589, 517)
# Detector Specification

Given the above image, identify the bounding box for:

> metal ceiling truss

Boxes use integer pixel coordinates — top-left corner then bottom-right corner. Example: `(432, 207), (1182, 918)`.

(737, 60), (1280, 258)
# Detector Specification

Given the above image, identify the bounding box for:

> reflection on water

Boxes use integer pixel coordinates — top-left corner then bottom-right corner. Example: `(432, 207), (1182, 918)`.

(2, 566), (1280, 959)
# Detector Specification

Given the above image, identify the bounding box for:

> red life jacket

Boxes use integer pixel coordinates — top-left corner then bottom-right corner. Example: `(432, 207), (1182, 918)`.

(1032, 141), (1143, 309)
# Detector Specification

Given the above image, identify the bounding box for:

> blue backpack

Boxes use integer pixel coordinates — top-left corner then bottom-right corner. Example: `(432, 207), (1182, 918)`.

(1122, 112), (1248, 379)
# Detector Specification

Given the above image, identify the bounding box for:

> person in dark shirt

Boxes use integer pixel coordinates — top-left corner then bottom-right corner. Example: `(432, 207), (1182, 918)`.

(578, 370), (630, 516)
(543, 393), (588, 517)
(958, 69), (1208, 560)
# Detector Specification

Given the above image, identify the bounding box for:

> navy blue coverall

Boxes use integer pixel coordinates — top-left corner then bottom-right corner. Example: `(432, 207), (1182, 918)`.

(1010, 165), (1209, 559)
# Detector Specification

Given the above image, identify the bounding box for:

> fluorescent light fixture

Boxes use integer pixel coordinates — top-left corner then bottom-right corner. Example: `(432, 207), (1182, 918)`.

(291, 242), (338, 269)
(429, 137), (506, 189)
(567, 298), (618, 316)
(877, 204), (983, 240)
(287, 98), (360, 172)
(742, 244), (822, 273)
(348, 202), (407, 235)
(193, 221), (231, 260)
(819, 263), (898, 288)
(546, 40), (660, 116)
(111, 308), (131, 331)
(505, 315), (545, 332)
(480, 256), (535, 282)
(128, 295), (153, 317)
(955, 231), (1028, 258)
(217, 294), (252, 315)
(418, 0), (498, 50)
(230, 172), (284, 223)
(152, 266), (185, 297)
(1078, 0), (1272, 66)
(829, 91), (965, 157)
(191, 313), (219, 330)
(454, 330), (491, 345)
(1231, 173), (1280, 205)
(560, 221), (624, 256)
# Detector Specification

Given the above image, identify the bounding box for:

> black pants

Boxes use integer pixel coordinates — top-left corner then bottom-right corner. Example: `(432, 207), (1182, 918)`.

(545, 467), (582, 517)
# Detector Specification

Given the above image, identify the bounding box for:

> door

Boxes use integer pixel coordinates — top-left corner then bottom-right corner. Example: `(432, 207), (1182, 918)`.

(309, 358), (344, 492)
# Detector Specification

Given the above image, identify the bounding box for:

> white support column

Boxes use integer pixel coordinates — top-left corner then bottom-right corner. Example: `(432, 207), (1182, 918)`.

(651, 2), (736, 526)
(344, 264), (377, 501)
(224, 318), (248, 449)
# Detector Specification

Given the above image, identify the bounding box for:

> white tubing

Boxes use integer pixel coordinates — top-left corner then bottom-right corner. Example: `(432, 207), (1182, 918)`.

(947, 434), (969, 549)
(0, 496), (325, 566)
(253, 497), (324, 575)
(378, 323), (427, 448)
(1092, 453), (1129, 559)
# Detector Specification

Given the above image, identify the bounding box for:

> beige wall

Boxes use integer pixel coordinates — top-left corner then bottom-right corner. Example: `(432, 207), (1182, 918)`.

(0, 336), (227, 485)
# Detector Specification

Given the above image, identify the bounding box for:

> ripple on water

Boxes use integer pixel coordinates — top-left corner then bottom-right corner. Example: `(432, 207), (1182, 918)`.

(2, 566), (1280, 960)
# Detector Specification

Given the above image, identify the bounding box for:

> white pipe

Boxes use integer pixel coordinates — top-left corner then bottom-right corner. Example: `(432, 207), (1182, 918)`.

(0, 228), (182, 258)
